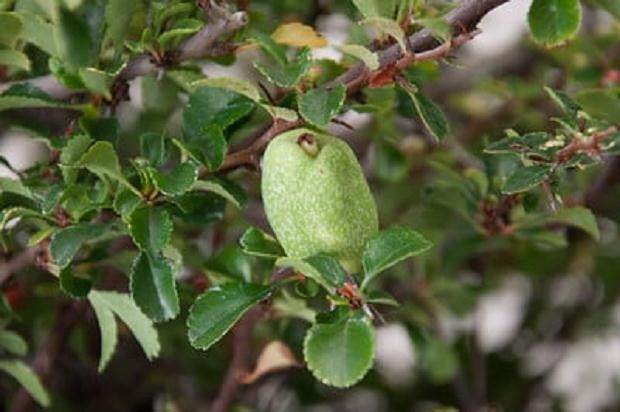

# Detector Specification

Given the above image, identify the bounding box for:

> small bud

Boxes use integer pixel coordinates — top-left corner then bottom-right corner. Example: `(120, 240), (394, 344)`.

(297, 133), (319, 157)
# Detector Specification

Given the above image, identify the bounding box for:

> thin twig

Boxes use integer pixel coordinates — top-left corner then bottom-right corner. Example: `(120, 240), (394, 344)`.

(210, 306), (266, 412)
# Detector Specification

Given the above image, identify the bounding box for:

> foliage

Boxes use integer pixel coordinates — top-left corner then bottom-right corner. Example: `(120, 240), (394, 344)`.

(0, 0), (619, 411)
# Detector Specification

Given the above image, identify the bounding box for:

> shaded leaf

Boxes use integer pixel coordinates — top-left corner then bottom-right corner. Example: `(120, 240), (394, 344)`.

(50, 223), (104, 268)
(400, 84), (449, 140)
(59, 267), (92, 298)
(254, 47), (312, 88)
(502, 165), (551, 194)
(239, 227), (284, 259)
(77, 141), (141, 196)
(191, 177), (247, 209)
(204, 245), (252, 283)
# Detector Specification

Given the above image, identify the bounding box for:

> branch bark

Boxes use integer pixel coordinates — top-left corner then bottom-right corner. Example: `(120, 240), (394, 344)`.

(210, 306), (265, 412)
(219, 0), (511, 173)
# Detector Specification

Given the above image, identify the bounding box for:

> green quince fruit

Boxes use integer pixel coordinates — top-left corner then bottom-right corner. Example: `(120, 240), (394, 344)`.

(262, 128), (378, 273)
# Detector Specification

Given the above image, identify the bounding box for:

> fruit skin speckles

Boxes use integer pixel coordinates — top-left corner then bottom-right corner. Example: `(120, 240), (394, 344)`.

(262, 128), (378, 273)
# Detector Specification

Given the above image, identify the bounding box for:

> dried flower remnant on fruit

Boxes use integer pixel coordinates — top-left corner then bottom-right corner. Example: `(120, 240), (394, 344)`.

(297, 133), (319, 157)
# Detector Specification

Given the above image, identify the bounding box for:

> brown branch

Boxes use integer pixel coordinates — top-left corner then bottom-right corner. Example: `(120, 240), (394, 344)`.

(216, 0), (507, 173)
(555, 126), (618, 164)
(217, 117), (304, 172)
(325, 0), (512, 94)
(210, 305), (266, 412)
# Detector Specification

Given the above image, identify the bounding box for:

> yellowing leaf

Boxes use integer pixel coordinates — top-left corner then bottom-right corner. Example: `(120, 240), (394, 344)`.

(272, 22), (327, 48)
(242, 341), (300, 384)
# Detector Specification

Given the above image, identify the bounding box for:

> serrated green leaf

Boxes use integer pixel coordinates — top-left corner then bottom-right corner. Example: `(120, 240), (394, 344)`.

(528, 0), (581, 47)
(276, 254), (346, 294)
(59, 267), (92, 298)
(239, 227), (284, 258)
(113, 186), (143, 219)
(298, 84), (346, 128)
(0, 330), (28, 356)
(50, 223), (104, 268)
(88, 290), (160, 360)
(60, 134), (92, 165)
(254, 47), (313, 88)
(502, 165), (551, 194)
(361, 226), (432, 290)
(150, 162), (198, 196)
(303, 310), (374, 388)
(88, 291), (118, 372)
(128, 207), (172, 252)
(54, 6), (94, 68)
(0, 360), (50, 407)
(187, 282), (273, 350)
(77, 141), (141, 196)
(191, 177), (247, 209)
(139, 132), (166, 167)
(400, 84), (449, 141)
(0, 49), (30, 71)
(340, 44), (379, 70)
(130, 252), (180, 322)
(182, 86), (255, 170)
